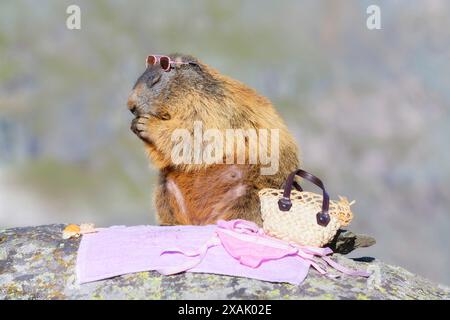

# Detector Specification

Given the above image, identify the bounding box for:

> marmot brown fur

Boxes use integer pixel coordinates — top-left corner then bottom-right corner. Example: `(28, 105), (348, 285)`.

(127, 54), (300, 226)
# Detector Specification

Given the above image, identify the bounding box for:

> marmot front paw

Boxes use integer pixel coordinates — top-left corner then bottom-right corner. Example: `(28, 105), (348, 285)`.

(131, 115), (152, 144)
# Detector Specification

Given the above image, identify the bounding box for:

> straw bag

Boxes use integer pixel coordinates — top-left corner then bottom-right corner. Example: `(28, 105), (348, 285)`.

(259, 169), (355, 247)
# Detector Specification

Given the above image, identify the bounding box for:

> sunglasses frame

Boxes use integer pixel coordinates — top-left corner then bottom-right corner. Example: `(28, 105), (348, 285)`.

(146, 55), (197, 72)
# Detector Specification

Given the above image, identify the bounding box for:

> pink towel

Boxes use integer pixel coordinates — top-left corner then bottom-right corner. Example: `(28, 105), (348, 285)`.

(76, 220), (369, 285)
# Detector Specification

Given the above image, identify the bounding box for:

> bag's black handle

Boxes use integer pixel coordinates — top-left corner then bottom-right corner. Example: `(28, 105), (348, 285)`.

(278, 169), (331, 227)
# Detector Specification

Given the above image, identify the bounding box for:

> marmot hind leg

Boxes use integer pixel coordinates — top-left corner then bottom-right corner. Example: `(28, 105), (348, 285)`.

(221, 187), (263, 226)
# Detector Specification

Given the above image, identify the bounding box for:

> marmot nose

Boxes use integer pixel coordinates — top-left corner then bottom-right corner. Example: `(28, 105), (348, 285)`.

(127, 96), (138, 116)
(129, 104), (137, 115)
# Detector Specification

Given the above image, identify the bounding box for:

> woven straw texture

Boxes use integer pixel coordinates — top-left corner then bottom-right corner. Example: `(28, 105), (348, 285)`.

(259, 188), (354, 247)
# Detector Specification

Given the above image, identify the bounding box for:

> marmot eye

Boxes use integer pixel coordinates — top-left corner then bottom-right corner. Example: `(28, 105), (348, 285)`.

(187, 62), (201, 71)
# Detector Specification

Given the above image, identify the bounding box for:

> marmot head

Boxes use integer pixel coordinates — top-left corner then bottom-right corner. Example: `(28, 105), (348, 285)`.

(127, 53), (228, 122)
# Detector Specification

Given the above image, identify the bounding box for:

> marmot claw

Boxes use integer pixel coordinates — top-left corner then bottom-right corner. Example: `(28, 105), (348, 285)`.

(131, 116), (152, 143)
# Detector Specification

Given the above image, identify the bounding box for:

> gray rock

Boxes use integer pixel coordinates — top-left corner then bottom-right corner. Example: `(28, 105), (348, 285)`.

(0, 224), (448, 300)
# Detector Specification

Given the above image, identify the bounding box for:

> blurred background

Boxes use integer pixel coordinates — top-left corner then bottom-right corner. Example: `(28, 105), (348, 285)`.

(0, 0), (449, 285)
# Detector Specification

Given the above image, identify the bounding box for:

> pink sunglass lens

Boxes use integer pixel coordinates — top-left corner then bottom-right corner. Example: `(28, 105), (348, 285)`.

(160, 56), (171, 71)
(146, 55), (157, 67)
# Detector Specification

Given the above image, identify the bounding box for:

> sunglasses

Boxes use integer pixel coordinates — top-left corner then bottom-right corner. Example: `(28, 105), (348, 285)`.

(146, 55), (197, 71)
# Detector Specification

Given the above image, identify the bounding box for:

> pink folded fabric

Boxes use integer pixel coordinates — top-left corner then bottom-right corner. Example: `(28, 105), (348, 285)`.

(76, 220), (370, 285)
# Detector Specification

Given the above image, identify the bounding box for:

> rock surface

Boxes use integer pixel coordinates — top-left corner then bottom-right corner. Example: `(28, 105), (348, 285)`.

(0, 224), (448, 300)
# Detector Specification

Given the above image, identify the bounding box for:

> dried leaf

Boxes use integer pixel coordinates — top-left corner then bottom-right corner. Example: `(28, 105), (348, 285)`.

(62, 223), (97, 239)
(62, 224), (81, 239)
